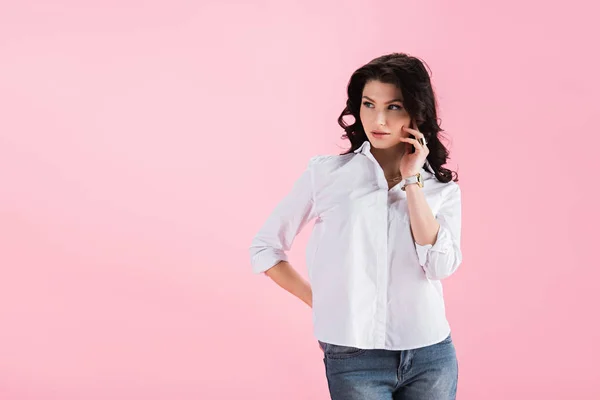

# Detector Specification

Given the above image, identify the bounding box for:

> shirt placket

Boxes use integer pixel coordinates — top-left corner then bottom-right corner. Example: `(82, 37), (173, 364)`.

(368, 153), (390, 349)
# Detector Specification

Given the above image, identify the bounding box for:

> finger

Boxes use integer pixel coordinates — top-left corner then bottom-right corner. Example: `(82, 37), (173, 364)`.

(399, 136), (424, 151)
(400, 137), (430, 155)
(402, 126), (428, 149)
(402, 125), (424, 139)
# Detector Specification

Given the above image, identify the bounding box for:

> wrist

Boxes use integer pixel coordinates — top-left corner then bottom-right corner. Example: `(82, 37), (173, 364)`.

(401, 171), (424, 191)
(403, 182), (421, 191)
(401, 171), (419, 178)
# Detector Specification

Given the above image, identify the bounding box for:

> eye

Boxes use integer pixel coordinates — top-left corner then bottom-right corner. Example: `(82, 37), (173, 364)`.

(362, 101), (403, 111)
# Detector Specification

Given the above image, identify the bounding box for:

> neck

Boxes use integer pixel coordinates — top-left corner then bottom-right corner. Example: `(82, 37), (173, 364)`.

(370, 142), (405, 178)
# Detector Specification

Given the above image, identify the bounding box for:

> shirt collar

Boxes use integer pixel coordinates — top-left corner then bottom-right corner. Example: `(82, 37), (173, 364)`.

(353, 140), (434, 178)
(354, 140), (371, 154)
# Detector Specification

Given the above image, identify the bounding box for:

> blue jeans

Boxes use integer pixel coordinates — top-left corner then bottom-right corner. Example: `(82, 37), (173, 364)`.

(318, 333), (458, 400)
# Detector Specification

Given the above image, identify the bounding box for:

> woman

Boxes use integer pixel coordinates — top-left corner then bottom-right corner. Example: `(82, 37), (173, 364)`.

(249, 52), (462, 400)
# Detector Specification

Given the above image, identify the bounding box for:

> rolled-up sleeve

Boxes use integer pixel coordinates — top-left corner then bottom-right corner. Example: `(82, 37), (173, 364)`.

(249, 157), (319, 275)
(414, 183), (463, 280)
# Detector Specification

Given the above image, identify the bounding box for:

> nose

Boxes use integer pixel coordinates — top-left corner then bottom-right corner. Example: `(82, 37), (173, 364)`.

(377, 113), (386, 126)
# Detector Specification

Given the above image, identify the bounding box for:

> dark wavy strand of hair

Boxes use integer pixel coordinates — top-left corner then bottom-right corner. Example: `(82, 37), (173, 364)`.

(337, 52), (458, 183)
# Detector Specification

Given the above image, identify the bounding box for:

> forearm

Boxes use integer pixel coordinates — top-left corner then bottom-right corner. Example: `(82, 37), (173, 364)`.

(405, 184), (440, 245)
(265, 261), (313, 308)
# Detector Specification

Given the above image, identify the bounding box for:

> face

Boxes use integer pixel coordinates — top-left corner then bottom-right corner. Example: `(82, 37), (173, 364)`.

(359, 80), (413, 151)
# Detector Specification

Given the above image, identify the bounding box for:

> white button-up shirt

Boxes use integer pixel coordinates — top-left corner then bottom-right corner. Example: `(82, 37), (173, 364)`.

(249, 140), (463, 350)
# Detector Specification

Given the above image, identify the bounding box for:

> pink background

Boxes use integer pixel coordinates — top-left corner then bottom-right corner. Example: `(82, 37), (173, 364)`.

(1, 1), (598, 399)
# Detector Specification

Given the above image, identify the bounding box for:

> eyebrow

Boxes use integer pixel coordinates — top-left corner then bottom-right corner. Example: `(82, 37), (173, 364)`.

(362, 96), (403, 104)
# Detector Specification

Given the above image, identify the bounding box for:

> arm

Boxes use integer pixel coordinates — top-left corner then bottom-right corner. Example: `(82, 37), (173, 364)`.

(405, 182), (463, 280)
(265, 261), (312, 308)
(249, 157), (319, 306)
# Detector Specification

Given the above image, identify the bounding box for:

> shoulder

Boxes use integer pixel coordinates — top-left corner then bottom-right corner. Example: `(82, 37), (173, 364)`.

(437, 180), (461, 205)
(439, 178), (460, 191)
(424, 170), (461, 199)
(307, 153), (355, 170)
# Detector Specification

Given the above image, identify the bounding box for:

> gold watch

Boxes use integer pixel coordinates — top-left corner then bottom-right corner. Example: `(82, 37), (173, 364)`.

(401, 172), (423, 191)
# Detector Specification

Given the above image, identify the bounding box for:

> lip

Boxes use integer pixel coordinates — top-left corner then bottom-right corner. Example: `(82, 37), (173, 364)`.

(371, 131), (390, 137)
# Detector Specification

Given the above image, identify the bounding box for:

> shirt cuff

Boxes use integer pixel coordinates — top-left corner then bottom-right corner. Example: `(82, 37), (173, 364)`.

(414, 224), (453, 266)
(250, 248), (288, 275)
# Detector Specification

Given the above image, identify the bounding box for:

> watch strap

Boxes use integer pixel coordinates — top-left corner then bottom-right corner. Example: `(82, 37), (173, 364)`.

(401, 173), (423, 191)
